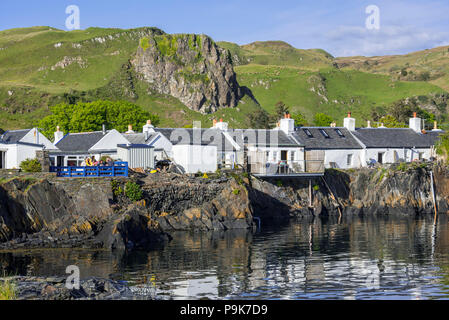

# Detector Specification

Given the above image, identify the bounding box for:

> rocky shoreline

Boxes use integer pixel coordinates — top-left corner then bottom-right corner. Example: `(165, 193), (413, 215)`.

(1, 276), (159, 300)
(0, 163), (448, 251)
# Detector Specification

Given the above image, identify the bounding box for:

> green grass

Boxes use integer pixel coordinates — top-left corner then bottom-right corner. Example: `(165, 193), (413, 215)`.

(0, 26), (448, 131)
(0, 279), (17, 300)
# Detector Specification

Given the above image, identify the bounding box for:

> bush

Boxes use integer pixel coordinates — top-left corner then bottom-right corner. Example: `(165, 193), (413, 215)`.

(233, 189), (240, 195)
(20, 158), (41, 173)
(125, 181), (143, 202)
(111, 180), (123, 197)
(0, 279), (17, 300)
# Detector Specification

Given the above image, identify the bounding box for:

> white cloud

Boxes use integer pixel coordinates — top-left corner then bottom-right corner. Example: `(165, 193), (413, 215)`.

(326, 25), (449, 57)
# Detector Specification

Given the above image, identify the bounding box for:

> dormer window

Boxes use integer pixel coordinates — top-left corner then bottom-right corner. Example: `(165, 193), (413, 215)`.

(335, 129), (345, 137)
(303, 129), (313, 137)
(319, 129), (330, 138)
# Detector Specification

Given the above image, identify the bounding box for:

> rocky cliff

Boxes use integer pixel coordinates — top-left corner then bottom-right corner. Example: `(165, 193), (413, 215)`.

(0, 164), (448, 250)
(132, 34), (242, 113)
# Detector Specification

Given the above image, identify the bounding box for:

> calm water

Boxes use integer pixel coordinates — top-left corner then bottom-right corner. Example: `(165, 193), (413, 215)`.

(1, 215), (449, 300)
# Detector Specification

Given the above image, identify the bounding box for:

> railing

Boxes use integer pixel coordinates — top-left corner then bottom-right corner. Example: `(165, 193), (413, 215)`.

(50, 162), (129, 178)
(249, 160), (325, 176)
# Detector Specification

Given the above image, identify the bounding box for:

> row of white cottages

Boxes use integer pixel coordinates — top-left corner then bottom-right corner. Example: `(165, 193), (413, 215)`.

(0, 113), (443, 175)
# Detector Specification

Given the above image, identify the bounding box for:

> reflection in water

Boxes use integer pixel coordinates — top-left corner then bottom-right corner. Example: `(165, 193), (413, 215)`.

(1, 215), (449, 300)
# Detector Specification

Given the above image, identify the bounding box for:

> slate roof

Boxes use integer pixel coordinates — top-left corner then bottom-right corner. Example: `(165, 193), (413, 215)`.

(0, 129), (30, 144)
(122, 132), (158, 145)
(352, 128), (443, 148)
(224, 129), (303, 148)
(291, 127), (363, 149)
(55, 131), (107, 153)
(154, 128), (238, 151)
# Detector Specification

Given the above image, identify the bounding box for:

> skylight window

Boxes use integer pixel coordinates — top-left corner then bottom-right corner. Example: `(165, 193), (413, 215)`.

(335, 129), (345, 137)
(303, 129), (313, 137)
(319, 129), (330, 138)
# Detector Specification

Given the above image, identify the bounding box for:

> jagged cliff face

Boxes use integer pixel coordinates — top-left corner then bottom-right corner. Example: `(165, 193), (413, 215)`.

(132, 34), (242, 113)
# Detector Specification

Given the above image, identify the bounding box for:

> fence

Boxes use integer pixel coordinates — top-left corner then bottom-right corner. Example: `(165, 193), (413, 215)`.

(249, 160), (325, 176)
(50, 162), (129, 178)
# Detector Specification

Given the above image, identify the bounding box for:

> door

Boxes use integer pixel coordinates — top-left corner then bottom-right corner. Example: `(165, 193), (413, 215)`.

(281, 151), (288, 161)
(57, 156), (64, 167)
(0, 151), (5, 169)
(378, 152), (384, 164)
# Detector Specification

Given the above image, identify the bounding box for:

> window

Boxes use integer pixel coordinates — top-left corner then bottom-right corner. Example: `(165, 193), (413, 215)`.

(303, 129), (313, 137)
(319, 129), (330, 138)
(347, 154), (353, 166)
(419, 152), (424, 160)
(335, 129), (345, 137)
(290, 151), (295, 161)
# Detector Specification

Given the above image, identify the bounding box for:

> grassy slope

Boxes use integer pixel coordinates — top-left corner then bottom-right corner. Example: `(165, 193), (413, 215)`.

(0, 26), (447, 130)
(222, 40), (448, 126)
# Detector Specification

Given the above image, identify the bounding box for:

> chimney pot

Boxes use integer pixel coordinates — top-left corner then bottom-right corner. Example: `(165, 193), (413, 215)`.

(413, 112), (417, 118)
(367, 120), (371, 128)
(220, 118), (223, 122)
(348, 112), (352, 118)
(147, 120), (152, 125)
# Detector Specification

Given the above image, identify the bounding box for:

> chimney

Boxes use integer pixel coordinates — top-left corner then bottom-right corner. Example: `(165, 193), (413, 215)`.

(409, 111), (422, 133)
(143, 119), (155, 134)
(215, 118), (229, 131)
(432, 120), (443, 132)
(126, 124), (135, 134)
(379, 123), (386, 128)
(54, 126), (64, 144)
(343, 112), (356, 131)
(280, 113), (295, 134)
(367, 120), (371, 128)
(330, 122), (336, 127)
(212, 119), (217, 128)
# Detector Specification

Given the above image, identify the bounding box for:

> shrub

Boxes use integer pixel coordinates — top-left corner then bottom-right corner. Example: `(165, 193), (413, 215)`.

(233, 189), (240, 195)
(276, 180), (283, 187)
(313, 185), (320, 191)
(0, 279), (17, 300)
(125, 181), (143, 201)
(20, 158), (41, 173)
(111, 180), (123, 196)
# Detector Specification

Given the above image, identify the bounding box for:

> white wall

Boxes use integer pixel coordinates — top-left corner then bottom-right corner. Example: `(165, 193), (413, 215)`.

(0, 143), (43, 169)
(21, 128), (58, 150)
(248, 146), (305, 163)
(90, 129), (129, 151)
(324, 149), (363, 169)
(361, 147), (434, 166)
(149, 134), (173, 158)
(172, 145), (217, 173)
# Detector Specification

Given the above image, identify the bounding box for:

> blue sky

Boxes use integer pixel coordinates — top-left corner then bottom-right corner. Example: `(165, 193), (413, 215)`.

(1, 0), (448, 57)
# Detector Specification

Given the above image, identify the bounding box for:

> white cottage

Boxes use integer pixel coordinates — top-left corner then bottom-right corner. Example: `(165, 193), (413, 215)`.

(0, 128), (57, 169)
(349, 113), (441, 166)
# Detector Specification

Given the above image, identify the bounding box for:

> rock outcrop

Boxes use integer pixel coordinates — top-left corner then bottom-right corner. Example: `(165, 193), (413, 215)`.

(132, 34), (242, 113)
(1, 164), (448, 250)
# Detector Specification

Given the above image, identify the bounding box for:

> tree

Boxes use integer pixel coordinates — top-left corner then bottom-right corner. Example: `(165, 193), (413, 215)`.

(377, 115), (407, 128)
(38, 100), (159, 139)
(273, 101), (289, 121)
(313, 113), (333, 127)
(291, 112), (308, 127)
(436, 132), (449, 162)
(247, 109), (270, 129)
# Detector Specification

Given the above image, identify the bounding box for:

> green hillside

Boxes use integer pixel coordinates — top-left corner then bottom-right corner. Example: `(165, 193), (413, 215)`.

(0, 26), (448, 131)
